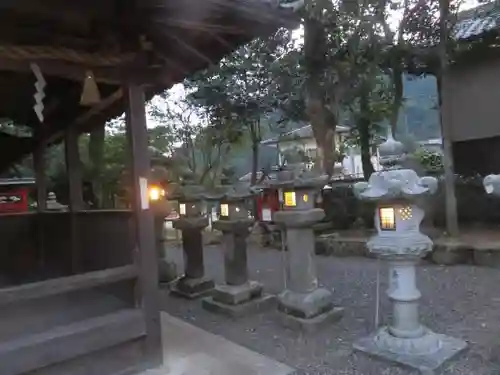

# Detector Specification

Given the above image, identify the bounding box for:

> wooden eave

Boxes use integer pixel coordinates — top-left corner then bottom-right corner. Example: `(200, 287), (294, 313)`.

(0, 0), (299, 171)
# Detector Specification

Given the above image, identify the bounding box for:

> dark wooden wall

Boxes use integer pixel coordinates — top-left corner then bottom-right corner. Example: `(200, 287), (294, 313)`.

(0, 210), (148, 375)
(0, 210), (134, 286)
(453, 136), (500, 176)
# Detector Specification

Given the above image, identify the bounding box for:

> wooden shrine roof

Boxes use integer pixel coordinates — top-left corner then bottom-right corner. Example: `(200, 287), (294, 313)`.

(0, 0), (299, 171)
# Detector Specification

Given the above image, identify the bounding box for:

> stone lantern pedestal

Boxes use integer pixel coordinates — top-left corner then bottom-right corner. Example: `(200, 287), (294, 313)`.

(263, 167), (343, 333)
(169, 185), (214, 299)
(352, 136), (467, 374)
(202, 187), (276, 317)
(151, 199), (178, 285)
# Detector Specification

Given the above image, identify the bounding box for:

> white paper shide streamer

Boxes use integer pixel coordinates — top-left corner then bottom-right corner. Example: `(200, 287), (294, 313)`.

(31, 63), (46, 123)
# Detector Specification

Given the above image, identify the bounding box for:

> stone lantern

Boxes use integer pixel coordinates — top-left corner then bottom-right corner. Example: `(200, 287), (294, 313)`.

(352, 134), (467, 373)
(168, 183), (214, 299)
(201, 184), (276, 317)
(258, 164), (344, 332)
(148, 183), (178, 285)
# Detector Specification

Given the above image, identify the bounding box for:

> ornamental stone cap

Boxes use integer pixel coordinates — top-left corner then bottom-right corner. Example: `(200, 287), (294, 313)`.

(277, 0), (305, 11)
(166, 183), (206, 202)
(252, 164), (328, 191)
(203, 183), (254, 202)
(353, 169), (438, 202)
(484, 174), (500, 196)
(378, 132), (407, 168)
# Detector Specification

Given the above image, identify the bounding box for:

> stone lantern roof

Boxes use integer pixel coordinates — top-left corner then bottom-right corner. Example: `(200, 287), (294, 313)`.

(166, 183), (206, 202)
(203, 183), (254, 202)
(253, 164), (328, 191)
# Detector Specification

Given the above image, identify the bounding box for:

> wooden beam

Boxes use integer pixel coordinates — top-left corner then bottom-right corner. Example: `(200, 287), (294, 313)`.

(74, 89), (124, 128)
(0, 58), (170, 85)
(0, 265), (138, 306)
(0, 309), (145, 375)
(44, 89), (123, 145)
(0, 59), (118, 84)
(124, 82), (163, 366)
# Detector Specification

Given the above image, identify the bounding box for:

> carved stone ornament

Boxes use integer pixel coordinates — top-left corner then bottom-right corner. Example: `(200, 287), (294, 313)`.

(276, 0), (305, 12)
(483, 174), (500, 196)
(353, 169), (438, 203)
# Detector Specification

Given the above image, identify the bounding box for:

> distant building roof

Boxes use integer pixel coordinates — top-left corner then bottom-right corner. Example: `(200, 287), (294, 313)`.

(261, 124), (350, 146)
(418, 138), (442, 146)
(454, 2), (500, 40)
(0, 178), (36, 186)
(239, 167), (281, 182)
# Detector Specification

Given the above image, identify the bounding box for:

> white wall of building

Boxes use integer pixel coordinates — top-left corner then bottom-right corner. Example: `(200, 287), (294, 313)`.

(278, 139), (381, 177)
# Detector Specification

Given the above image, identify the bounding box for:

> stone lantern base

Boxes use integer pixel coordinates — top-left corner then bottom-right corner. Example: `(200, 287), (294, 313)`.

(277, 288), (344, 334)
(170, 217), (214, 299)
(202, 281), (276, 317)
(354, 326), (467, 373)
(170, 277), (215, 300)
(158, 259), (178, 285)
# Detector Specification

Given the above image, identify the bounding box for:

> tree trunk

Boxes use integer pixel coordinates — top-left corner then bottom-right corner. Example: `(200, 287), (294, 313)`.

(438, 0), (459, 237)
(250, 142), (259, 185)
(304, 14), (337, 176)
(390, 64), (404, 137)
(88, 123), (105, 208)
(250, 121), (260, 185)
(359, 92), (375, 179)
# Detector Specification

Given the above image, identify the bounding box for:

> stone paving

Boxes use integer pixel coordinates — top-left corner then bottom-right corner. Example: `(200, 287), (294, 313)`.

(161, 244), (500, 374)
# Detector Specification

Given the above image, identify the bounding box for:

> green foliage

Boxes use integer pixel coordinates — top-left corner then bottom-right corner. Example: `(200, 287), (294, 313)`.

(413, 147), (444, 172)
(184, 29), (293, 183)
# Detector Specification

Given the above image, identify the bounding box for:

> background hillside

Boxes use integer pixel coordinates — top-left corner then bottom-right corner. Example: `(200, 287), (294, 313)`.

(228, 74), (440, 178)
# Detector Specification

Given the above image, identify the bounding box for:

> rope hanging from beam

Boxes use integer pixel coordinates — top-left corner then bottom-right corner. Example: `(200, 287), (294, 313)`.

(0, 45), (136, 66)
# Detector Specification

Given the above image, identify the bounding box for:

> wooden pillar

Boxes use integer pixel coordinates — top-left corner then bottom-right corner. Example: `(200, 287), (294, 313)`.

(124, 82), (163, 367)
(65, 126), (84, 211)
(33, 137), (47, 211)
(64, 126), (84, 273)
(33, 135), (47, 271)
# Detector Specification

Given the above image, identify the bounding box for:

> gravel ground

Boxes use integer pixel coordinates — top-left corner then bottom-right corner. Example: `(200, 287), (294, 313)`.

(160, 245), (500, 375)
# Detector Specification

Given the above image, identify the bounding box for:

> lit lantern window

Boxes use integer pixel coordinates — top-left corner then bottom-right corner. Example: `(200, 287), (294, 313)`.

(284, 191), (296, 207)
(261, 208), (272, 221)
(179, 203), (186, 216)
(303, 194), (309, 203)
(379, 207), (396, 231)
(399, 206), (412, 221)
(220, 203), (229, 217)
(149, 186), (164, 201)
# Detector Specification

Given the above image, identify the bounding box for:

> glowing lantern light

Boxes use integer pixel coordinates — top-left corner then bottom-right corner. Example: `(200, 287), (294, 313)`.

(179, 203), (186, 216)
(284, 191), (296, 207)
(220, 203), (229, 217)
(149, 185), (164, 202)
(379, 207), (396, 231)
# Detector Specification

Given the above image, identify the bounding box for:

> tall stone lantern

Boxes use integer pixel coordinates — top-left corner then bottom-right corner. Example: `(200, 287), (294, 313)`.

(168, 183), (214, 299)
(148, 183), (178, 284)
(353, 135), (467, 373)
(257, 165), (344, 332)
(201, 184), (276, 317)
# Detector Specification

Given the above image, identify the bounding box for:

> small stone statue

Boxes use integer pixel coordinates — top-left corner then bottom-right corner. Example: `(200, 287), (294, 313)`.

(46, 192), (67, 211)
